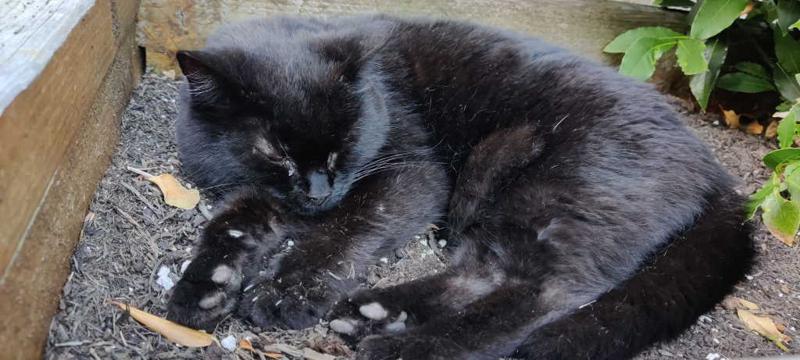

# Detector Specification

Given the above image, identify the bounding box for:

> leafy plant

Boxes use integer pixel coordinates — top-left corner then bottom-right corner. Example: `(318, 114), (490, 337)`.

(606, 0), (800, 245)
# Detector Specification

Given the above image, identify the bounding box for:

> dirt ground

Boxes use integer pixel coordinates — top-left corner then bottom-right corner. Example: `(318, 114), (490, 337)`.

(45, 72), (798, 359)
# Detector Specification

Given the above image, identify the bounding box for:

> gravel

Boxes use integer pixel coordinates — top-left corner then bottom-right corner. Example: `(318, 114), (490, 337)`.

(45, 72), (798, 359)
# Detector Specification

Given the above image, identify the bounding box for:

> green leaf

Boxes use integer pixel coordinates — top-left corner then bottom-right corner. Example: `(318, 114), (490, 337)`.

(761, 190), (800, 246)
(785, 162), (800, 200)
(774, 26), (800, 75)
(777, 100), (795, 112)
(619, 37), (677, 80)
(654, 0), (696, 7)
(676, 38), (708, 74)
(777, 106), (798, 148)
(746, 177), (778, 219)
(773, 64), (800, 101)
(690, 38), (728, 110)
(604, 27), (684, 53)
(791, 18), (800, 30)
(734, 61), (771, 80)
(690, 0), (749, 39)
(778, 0), (800, 33)
(717, 72), (776, 93)
(764, 148), (800, 169)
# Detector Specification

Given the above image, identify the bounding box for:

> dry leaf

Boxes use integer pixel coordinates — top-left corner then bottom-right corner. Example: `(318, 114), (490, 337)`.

(148, 174), (201, 209)
(264, 352), (282, 359)
(737, 309), (790, 351)
(722, 296), (760, 311)
(721, 107), (740, 129)
(740, 2), (755, 18)
(746, 121), (764, 135)
(110, 301), (216, 347)
(127, 167), (200, 209)
(766, 121), (779, 139)
(239, 338), (254, 351)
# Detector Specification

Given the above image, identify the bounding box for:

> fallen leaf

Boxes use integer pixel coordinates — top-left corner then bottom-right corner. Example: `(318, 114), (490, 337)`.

(722, 296), (760, 310)
(766, 121), (779, 139)
(149, 174), (201, 209)
(239, 338), (254, 351)
(127, 167), (200, 209)
(264, 352), (282, 359)
(110, 301), (216, 347)
(721, 107), (740, 129)
(737, 309), (791, 351)
(740, 2), (755, 18)
(746, 121), (764, 135)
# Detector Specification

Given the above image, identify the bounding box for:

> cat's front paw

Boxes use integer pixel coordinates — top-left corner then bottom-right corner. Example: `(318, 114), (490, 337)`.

(327, 291), (410, 342)
(238, 277), (335, 330)
(167, 254), (243, 331)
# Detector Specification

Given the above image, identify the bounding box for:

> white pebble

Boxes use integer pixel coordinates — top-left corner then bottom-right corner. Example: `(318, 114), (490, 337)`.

(705, 353), (720, 360)
(180, 260), (191, 274)
(438, 240), (447, 248)
(379, 257), (388, 264)
(286, 240), (295, 247)
(220, 335), (237, 351)
(156, 266), (174, 290)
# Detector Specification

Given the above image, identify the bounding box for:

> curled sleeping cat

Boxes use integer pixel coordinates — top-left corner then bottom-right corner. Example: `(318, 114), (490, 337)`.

(166, 15), (754, 359)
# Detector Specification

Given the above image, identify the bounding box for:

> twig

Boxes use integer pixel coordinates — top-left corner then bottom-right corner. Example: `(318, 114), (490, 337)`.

(126, 166), (155, 179)
(121, 182), (160, 215)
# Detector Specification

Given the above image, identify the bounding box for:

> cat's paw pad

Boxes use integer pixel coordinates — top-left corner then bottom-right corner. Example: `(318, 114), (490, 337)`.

(328, 295), (409, 341)
(167, 261), (243, 331)
(239, 281), (329, 330)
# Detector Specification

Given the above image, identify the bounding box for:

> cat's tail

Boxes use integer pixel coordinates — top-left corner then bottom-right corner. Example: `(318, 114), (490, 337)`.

(514, 190), (755, 360)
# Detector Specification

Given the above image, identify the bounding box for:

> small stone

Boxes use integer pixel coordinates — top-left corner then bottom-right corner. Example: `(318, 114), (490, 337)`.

(156, 266), (174, 290)
(438, 240), (447, 248)
(220, 335), (237, 351)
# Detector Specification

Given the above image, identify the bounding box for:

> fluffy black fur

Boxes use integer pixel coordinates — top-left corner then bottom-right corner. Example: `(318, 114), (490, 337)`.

(166, 15), (754, 359)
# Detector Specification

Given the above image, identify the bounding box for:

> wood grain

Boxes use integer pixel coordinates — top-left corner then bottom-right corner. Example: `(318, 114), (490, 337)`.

(0, 0), (115, 284)
(137, 0), (687, 71)
(0, 1), (143, 357)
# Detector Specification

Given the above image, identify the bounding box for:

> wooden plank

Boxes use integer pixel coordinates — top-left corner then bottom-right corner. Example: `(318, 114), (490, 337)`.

(0, 1), (114, 283)
(0, 0), (96, 112)
(0, 4), (143, 358)
(137, 0), (686, 71)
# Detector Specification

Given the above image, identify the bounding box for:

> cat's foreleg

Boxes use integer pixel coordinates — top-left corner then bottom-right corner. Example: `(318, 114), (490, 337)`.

(238, 163), (448, 329)
(167, 191), (287, 330)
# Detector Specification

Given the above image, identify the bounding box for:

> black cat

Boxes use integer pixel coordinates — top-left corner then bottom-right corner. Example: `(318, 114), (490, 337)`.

(166, 15), (754, 359)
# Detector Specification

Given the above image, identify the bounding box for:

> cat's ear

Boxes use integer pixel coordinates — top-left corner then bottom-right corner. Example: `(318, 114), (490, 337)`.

(317, 37), (365, 82)
(176, 50), (231, 108)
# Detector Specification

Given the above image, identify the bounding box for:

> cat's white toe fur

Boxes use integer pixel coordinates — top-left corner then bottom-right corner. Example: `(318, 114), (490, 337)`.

(359, 302), (389, 320)
(211, 265), (234, 284)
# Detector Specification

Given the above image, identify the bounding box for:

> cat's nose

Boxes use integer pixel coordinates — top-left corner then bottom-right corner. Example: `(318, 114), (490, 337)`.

(306, 170), (332, 202)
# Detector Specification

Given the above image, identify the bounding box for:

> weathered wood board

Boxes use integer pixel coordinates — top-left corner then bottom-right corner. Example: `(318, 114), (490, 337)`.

(138, 0), (686, 72)
(0, 1), (143, 358)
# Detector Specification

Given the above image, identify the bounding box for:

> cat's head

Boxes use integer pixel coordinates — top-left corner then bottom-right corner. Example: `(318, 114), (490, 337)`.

(175, 29), (390, 214)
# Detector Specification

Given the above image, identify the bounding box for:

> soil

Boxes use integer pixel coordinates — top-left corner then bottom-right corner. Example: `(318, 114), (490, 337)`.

(45, 72), (799, 359)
